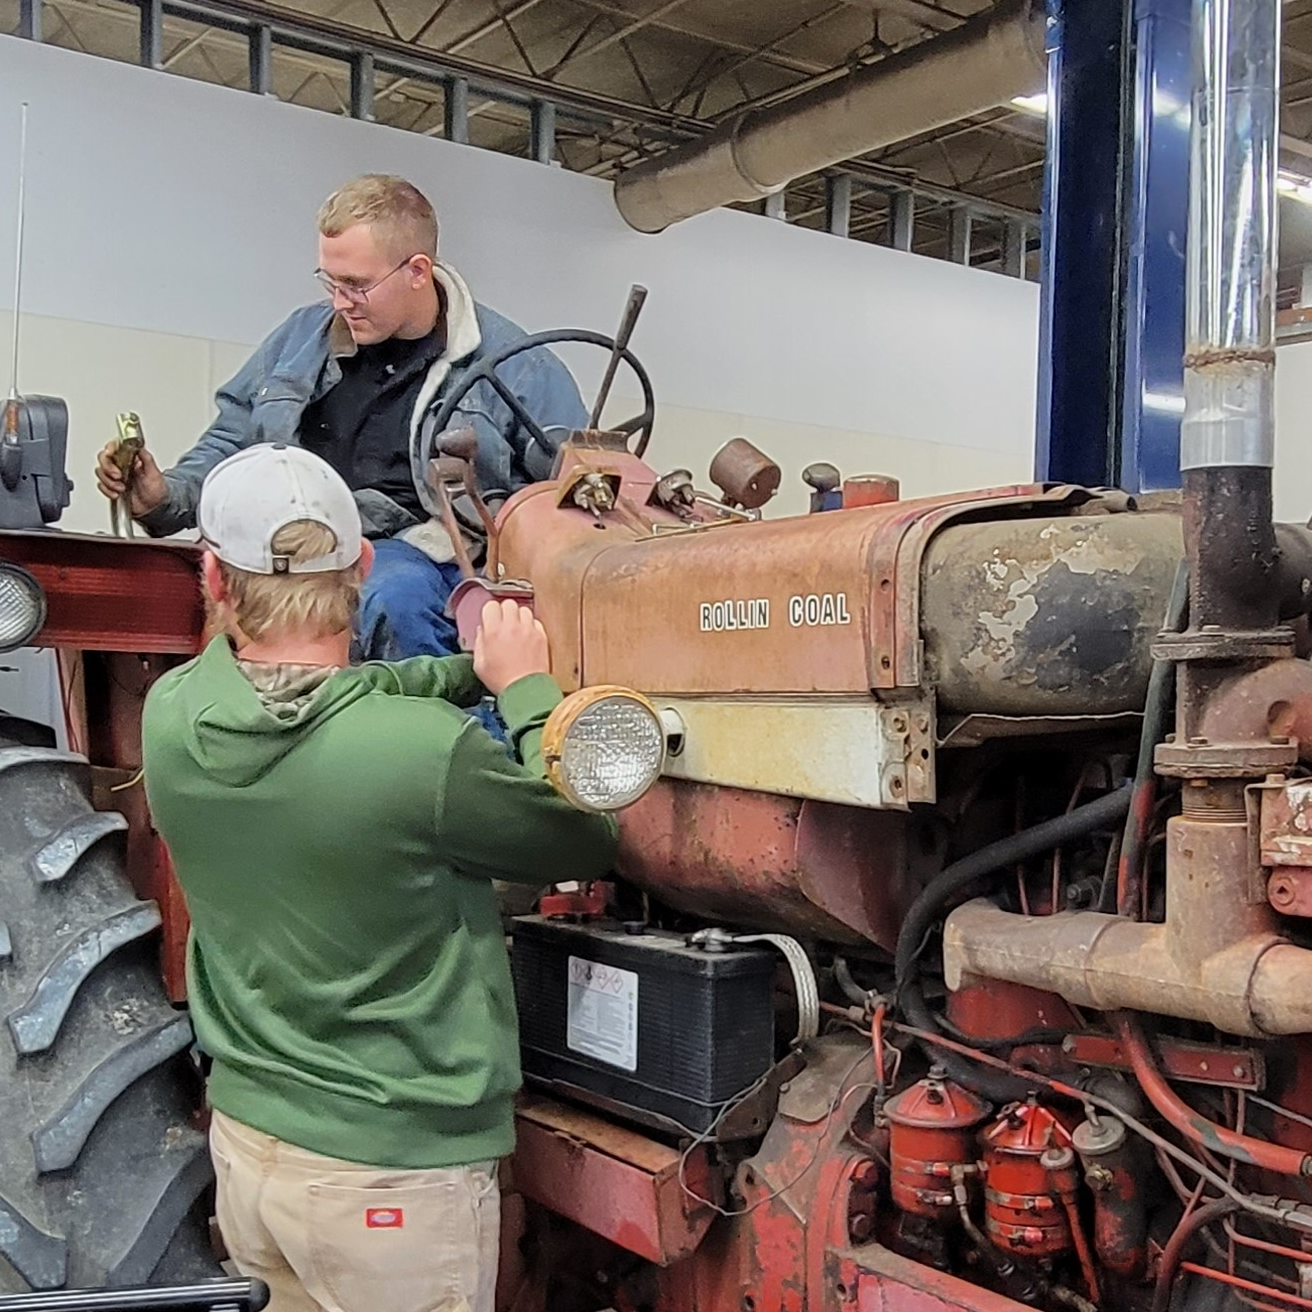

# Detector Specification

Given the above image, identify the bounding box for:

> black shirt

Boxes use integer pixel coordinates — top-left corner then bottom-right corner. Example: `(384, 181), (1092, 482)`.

(300, 323), (445, 521)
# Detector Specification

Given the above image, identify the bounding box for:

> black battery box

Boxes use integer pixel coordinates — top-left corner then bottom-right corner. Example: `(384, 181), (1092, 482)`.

(511, 916), (777, 1135)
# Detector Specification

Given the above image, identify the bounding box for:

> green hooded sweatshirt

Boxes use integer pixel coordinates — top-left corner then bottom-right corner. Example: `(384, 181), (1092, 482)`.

(142, 638), (618, 1169)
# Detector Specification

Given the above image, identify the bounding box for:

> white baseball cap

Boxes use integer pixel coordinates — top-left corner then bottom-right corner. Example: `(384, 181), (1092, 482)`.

(198, 445), (363, 574)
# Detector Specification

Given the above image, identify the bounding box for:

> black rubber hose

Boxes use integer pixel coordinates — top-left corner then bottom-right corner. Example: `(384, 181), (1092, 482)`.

(894, 787), (1133, 1103)
(1100, 559), (1189, 915)
(832, 956), (870, 1007)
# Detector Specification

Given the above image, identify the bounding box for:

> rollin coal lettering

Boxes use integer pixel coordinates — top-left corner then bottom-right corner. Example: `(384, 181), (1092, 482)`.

(788, 593), (852, 627)
(699, 599), (771, 632)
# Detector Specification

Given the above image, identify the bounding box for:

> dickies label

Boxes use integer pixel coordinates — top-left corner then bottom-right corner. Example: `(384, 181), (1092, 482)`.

(365, 1207), (404, 1229)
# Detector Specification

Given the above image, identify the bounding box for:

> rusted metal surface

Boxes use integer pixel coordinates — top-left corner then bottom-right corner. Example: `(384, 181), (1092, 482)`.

(943, 810), (1312, 1037)
(891, 485), (1091, 689)
(843, 476), (900, 508)
(946, 981), (1081, 1041)
(707, 438), (781, 511)
(84, 651), (192, 999)
(1155, 734), (1296, 778)
(0, 531), (203, 654)
(1113, 1013), (1312, 1176)
(1183, 466), (1280, 637)
(580, 504), (891, 695)
(1268, 869), (1312, 916)
(499, 449), (1066, 697)
(1178, 1261), (1312, 1310)
(1261, 778), (1312, 869)
(511, 1093), (718, 1266)
(512, 1033), (1045, 1312)
(1061, 1032), (1263, 1090)
(495, 445), (682, 691)
(617, 779), (922, 950)
(920, 510), (1182, 717)
(855, 1250), (1032, 1311)
(536, 881), (612, 920)
(1071, 1116), (1147, 1278)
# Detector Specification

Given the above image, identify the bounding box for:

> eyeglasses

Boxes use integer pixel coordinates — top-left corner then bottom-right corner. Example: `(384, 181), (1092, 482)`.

(313, 256), (418, 306)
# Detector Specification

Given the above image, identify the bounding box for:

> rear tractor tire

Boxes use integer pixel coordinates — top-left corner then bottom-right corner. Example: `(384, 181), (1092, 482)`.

(0, 730), (217, 1291)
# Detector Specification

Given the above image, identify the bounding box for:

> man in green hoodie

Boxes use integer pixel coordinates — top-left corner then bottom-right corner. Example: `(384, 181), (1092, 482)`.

(142, 443), (617, 1312)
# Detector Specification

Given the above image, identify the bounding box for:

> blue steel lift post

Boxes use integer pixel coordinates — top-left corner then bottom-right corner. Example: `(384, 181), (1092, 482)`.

(1036, 0), (1191, 494)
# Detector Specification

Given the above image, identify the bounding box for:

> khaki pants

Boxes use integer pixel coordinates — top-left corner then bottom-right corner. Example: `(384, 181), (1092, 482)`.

(209, 1110), (500, 1312)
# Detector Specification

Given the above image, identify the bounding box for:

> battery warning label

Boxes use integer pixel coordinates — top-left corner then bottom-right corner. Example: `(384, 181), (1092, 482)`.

(566, 955), (639, 1072)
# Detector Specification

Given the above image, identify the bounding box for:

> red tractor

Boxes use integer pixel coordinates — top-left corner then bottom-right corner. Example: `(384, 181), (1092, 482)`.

(5, 2), (1312, 1303)
(1, 340), (1310, 1312)
(0, 400), (211, 1290)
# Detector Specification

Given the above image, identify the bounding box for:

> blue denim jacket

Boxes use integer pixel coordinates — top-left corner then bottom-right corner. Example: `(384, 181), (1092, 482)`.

(140, 262), (587, 539)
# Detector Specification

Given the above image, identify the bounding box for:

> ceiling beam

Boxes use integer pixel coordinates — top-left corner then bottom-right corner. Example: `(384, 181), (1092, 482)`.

(836, 0), (965, 33)
(562, 0), (828, 77)
(548, 0), (696, 76)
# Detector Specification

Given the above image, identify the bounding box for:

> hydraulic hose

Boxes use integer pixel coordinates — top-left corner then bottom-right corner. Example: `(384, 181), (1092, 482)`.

(894, 787), (1132, 1101)
(1102, 559), (1189, 916)
(1113, 1013), (1312, 1177)
(1150, 1199), (1239, 1312)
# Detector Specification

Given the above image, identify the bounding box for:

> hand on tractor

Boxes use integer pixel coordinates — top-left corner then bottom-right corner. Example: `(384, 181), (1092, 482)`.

(473, 598), (549, 695)
(94, 440), (168, 518)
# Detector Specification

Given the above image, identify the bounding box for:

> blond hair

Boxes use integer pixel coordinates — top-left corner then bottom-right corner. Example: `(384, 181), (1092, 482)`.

(317, 175), (439, 262)
(214, 521), (364, 643)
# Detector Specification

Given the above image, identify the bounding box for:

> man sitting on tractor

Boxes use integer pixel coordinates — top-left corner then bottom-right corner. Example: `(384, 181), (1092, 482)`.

(95, 173), (585, 662)
(141, 444), (617, 1312)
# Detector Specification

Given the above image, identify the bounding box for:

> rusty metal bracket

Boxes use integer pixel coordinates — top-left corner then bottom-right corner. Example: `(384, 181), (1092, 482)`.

(1155, 737), (1296, 779)
(1257, 777), (1312, 868)
(1061, 1032), (1264, 1091)
(1151, 627), (1296, 664)
(718, 1048), (807, 1141)
(1254, 778), (1312, 915)
(511, 1093), (720, 1266)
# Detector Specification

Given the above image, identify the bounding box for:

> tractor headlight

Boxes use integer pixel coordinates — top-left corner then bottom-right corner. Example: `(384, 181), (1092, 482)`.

(0, 564), (46, 651)
(543, 686), (665, 812)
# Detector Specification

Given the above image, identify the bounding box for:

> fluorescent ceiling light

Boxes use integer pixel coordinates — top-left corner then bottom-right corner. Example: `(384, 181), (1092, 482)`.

(1009, 96), (1312, 204)
(1011, 92), (1048, 116)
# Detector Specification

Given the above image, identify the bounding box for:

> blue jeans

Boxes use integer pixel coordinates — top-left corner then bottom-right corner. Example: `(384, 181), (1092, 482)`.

(355, 538), (504, 737)
(357, 538), (464, 662)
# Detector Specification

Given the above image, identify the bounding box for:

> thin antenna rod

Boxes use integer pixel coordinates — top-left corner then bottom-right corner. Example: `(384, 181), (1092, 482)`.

(8, 102), (29, 403)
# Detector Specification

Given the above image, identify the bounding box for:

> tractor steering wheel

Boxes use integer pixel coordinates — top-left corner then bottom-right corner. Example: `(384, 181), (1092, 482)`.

(412, 329), (656, 518)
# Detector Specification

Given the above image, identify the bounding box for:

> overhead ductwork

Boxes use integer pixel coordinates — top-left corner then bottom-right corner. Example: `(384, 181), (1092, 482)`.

(613, 0), (1047, 234)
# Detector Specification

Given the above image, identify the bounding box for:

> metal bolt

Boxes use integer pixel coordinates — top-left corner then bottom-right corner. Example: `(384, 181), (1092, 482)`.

(1199, 1061), (1209, 1073)
(1234, 1065), (1246, 1079)
(891, 777), (905, 795)
(1041, 1147), (1075, 1172)
(849, 1212), (874, 1242)
(1189, 736), (1209, 746)
(891, 715), (908, 734)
